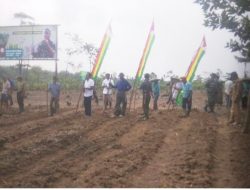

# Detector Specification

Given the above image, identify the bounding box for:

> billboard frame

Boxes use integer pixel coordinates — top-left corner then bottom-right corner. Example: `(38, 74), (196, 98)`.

(0, 24), (59, 77)
(0, 24), (58, 61)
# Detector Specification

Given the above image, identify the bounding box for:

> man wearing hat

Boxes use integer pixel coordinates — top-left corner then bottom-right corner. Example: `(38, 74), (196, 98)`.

(180, 76), (192, 117)
(140, 73), (152, 120)
(204, 73), (219, 113)
(110, 73), (131, 117)
(228, 72), (242, 126)
(16, 76), (26, 113)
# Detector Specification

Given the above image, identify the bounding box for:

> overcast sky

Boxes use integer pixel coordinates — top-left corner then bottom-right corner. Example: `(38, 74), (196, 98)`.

(0, 0), (248, 79)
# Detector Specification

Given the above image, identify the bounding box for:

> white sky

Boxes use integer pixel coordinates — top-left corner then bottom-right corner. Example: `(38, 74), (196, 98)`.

(0, 0), (249, 79)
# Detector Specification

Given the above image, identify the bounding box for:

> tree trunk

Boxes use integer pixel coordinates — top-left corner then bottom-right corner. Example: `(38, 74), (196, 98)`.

(243, 91), (250, 133)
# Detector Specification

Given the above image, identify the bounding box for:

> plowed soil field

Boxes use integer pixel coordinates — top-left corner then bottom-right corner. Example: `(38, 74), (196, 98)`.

(0, 91), (249, 187)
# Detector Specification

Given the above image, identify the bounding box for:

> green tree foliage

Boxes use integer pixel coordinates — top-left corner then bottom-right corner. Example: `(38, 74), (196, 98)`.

(195, 0), (250, 62)
(192, 75), (205, 90)
(0, 65), (83, 90)
(65, 33), (98, 71)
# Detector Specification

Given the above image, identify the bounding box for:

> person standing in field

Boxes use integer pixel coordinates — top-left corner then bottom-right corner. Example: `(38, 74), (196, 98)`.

(224, 77), (233, 109)
(7, 77), (14, 106)
(16, 76), (26, 113)
(48, 76), (61, 116)
(0, 76), (11, 114)
(241, 79), (250, 110)
(83, 72), (95, 117)
(180, 76), (192, 117)
(110, 73), (131, 117)
(170, 78), (182, 108)
(102, 73), (114, 112)
(140, 73), (152, 120)
(204, 73), (219, 113)
(151, 77), (160, 110)
(228, 72), (243, 126)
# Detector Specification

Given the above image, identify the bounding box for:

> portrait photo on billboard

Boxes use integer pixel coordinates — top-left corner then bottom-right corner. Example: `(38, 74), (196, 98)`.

(32, 26), (57, 59)
(0, 25), (57, 60)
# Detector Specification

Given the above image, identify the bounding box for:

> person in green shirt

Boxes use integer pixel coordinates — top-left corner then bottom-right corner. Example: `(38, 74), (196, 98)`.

(151, 78), (160, 110)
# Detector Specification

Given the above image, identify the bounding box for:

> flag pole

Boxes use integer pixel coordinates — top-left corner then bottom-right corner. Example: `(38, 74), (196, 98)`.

(128, 78), (138, 112)
(128, 21), (155, 112)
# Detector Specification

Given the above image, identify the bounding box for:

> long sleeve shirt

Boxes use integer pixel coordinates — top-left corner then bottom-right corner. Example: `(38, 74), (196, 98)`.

(48, 82), (61, 98)
(114, 79), (131, 92)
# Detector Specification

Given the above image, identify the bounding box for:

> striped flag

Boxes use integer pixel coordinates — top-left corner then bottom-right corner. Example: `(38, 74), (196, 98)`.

(91, 24), (112, 80)
(135, 22), (155, 81)
(185, 36), (206, 82)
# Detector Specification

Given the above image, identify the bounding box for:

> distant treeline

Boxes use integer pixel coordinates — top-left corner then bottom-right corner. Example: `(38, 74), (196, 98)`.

(0, 65), (205, 91)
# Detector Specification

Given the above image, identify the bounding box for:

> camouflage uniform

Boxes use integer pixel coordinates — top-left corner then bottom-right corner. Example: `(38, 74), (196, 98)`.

(229, 79), (242, 124)
(205, 77), (219, 112)
(216, 81), (224, 105)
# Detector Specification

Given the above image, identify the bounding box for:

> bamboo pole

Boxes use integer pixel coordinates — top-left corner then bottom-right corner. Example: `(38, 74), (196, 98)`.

(46, 83), (49, 116)
(75, 89), (83, 113)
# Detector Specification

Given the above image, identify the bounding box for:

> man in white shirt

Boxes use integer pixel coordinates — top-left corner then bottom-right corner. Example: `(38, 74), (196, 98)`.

(1, 76), (11, 113)
(224, 78), (233, 109)
(102, 73), (114, 111)
(83, 72), (95, 116)
(171, 80), (182, 105)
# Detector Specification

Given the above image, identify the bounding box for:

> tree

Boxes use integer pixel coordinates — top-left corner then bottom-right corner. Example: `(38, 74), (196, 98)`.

(195, 0), (250, 63)
(65, 33), (98, 71)
(195, 0), (250, 132)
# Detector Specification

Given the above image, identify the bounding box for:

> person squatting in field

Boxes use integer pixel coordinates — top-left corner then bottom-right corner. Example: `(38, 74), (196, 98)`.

(102, 73), (114, 112)
(48, 76), (61, 116)
(110, 73), (131, 117)
(83, 72), (95, 117)
(140, 73), (152, 120)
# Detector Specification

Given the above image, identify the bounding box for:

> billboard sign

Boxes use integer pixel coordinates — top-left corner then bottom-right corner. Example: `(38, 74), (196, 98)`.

(0, 25), (57, 60)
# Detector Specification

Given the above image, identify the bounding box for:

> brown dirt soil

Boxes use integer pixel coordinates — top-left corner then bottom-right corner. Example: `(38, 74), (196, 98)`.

(0, 90), (249, 187)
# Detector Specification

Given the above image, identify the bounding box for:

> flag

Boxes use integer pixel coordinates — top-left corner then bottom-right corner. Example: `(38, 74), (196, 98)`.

(91, 24), (112, 80)
(176, 37), (207, 106)
(185, 36), (206, 82)
(135, 22), (155, 81)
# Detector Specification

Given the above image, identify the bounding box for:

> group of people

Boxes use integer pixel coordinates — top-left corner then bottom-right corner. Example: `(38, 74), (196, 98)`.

(0, 72), (193, 120)
(81, 72), (163, 120)
(1, 71), (249, 128)
(0, 76), (26, 114)
(204, 71), (250, 127)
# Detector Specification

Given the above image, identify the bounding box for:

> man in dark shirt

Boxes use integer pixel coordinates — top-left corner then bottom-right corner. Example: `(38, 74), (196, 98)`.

(204, 73), (219, 113)
(33, 28), (56, 58)
(140, 73), (152, 120)
(110, 73), (131, 117)
(48, 76), (61, 116)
